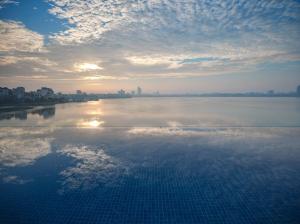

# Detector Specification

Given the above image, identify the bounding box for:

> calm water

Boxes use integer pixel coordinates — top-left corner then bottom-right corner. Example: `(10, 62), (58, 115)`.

(0, 97), (300, 223)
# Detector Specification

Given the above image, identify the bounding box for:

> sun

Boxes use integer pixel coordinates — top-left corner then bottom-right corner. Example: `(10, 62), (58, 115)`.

(75, 63), (102, 71)
(88, 120), (102, 127)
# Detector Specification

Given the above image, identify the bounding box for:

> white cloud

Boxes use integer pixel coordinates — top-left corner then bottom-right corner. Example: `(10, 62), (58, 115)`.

(48, 0), (130, 45)
(0, 55), (56, 66)
(1, 0), (300, 85)
(0, 20), (45, 52)
(0, 0), (18, 9)
(82, 75), (128, 80)
(74, 62), (103, 72)
(47, 0), (300, 45)
(126, 55), (183, 69)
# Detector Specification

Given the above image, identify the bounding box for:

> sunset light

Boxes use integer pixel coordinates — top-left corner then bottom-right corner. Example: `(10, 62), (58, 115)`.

(74, 63), (102, 72)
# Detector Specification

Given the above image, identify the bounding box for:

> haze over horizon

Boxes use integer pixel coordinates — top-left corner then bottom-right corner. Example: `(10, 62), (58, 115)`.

(0, 0), (300, 93)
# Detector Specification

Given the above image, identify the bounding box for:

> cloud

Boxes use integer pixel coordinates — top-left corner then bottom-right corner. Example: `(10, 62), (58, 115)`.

(1, 0), (300, 88)
(125, 55), (183, 69)
(0, 0), (18, 10)
(47, 0), (132, 45)
(82, 75), (128, 80)
(74, 62), (103, 72)
(47, 0), (300, 45)
(0, 55), (56, 66)
(0, 20), (45, 52)
(43, 0), (300, 80)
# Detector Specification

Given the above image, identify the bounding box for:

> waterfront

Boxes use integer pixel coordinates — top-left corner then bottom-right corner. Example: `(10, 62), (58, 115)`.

(0, 97), (299, 223)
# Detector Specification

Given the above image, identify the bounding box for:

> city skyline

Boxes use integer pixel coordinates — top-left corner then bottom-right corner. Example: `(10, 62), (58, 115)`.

(0, 1), (300, 93)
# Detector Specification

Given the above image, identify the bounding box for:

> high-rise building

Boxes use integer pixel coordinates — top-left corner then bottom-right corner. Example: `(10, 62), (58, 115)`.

(297, 85), (300, 95)
(118, 89), (126, 96)
(13, 87), (25, 100)
(137, 86), (142, 96)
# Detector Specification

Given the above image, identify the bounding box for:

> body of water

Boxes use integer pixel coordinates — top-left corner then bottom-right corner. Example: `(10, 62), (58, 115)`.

(0, 97), (300, 223)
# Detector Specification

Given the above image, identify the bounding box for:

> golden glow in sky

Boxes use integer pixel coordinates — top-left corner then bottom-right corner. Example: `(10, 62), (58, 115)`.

(74, 63), (102, 72)
(88, 120), (103, 127)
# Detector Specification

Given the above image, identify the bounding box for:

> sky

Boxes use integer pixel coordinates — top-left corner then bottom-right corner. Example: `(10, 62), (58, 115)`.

(0, 0), (300, 93)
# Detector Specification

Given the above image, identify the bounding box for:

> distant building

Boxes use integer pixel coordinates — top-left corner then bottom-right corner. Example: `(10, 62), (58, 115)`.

(131, 90), (135, 95)
(13, 87), (25, 100)
(267, 90), (274, 95)
(76, 90), (82, 95)
(297, 85), (300, 95)
(0, 87), (11, 98)
(0, 86), (65, 103)
(137, 86), (142, 96)
(38, 87), (54, 98)
(118, 89), (126, 96)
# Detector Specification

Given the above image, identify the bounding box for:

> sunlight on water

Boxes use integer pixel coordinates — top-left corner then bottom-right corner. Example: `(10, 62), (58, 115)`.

(77, 119), (104, 128)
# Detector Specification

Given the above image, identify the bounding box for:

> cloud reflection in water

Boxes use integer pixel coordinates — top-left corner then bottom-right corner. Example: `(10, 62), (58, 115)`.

(0, 127), (54, 167)
(0, 137), (52, 167)
(0, 127), (54, 184)
(58, 144), (127, 194)
(127, 126), (279, 139)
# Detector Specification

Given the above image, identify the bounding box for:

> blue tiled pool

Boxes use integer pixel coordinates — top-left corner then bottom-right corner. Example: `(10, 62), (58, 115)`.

(0, 98), (300, 223)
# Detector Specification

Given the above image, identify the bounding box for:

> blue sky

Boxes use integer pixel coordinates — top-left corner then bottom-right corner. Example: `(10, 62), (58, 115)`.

(0, 0), (300, 93)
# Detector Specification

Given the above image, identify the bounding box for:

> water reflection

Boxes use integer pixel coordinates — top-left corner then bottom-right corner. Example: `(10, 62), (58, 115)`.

(77, 119), (104, 128)
(0, 137), (52, 167)
(0, 126), (54, 185)
(2, 175), (32, 184)
(0, 126), (54, 167)
(1, 98), (300, 127)
(127, 126), (279, 139)
(58, 144), (127, 194)
(0, 98), (300, 223)
(0, 106), (55, 120)
(31, 107), (55, 119)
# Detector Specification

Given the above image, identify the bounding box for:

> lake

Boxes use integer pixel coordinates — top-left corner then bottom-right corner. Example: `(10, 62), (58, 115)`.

(0, 97), (300, 223)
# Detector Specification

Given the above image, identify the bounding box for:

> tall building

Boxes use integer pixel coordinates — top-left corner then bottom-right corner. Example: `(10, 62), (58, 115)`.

(0, 87), (10, 98)
(13, 87), (25, 100)
(118, 89), (126, 96)
(297, 85), (300, 95)
(38, 87), (54, 98)
(137, 86), (142, 96)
